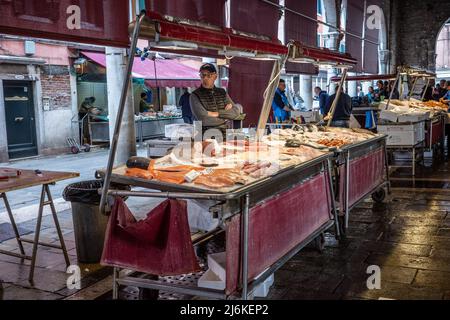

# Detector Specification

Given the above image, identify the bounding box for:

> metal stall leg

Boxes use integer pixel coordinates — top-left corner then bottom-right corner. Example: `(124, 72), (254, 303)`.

(412, 146), (415, 176)
(99, 12), (146, 214)
(326, 159), (340, 239)
(1, 193), (25, 256)
(44, 184), (70, 267)
(383, 142), (391, 195)
(112, 267), (120, 300)
(345, 151), (350, 230)
(241, 194), (250, 300)
(28, 185), (46, 284)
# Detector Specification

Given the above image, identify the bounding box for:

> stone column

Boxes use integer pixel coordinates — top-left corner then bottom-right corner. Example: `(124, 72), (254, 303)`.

(106, 47), (136, 166)
(379, 49), (391, 74)
(347, 72), (357, 97)
(300, 75), (313, 110)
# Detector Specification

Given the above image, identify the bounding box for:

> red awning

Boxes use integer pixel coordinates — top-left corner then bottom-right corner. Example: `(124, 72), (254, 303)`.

(81, 51), (202, 88)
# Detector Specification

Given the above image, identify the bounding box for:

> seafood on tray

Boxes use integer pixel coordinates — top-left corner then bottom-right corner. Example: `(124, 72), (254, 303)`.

(119, 125), (379, 191)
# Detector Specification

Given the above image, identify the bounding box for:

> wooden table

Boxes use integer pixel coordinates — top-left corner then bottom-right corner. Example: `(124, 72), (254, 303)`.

(0, 168), (79, 284)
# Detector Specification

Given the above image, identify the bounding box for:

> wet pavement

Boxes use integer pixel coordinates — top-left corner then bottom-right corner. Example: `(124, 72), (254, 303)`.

(1, 149), (450, 299)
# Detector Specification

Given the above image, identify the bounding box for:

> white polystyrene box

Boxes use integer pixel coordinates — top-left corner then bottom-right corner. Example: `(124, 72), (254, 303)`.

(379, 110), (399, 123)
(198, 269), (225, 290)
(164, 123), (193, 139)
(253, 274), (275, 298)
(207, 252), (226, 282)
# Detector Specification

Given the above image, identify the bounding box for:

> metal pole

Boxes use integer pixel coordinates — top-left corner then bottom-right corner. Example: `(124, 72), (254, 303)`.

(257, 59), (283, 139)
(421, 78), (430, 101)
(112, 267), (119, 300)
(326, 68), (348, 127)
(241, 193), (250, 300)
(99, 12), (145, 214)
(326, 159), (340, 238)
(345, 151), (350, 229)
(28, 185), (46, 284)
(45, 184), (70, 267)
(385, 71), (401, 110)
(383, 141), (391, 195)
(408, 76), (419, 101)
(1, 193), (25, 255)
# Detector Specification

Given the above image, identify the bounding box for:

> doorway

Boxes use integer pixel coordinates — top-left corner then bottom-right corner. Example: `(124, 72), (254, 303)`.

(3, 81), (38, 159)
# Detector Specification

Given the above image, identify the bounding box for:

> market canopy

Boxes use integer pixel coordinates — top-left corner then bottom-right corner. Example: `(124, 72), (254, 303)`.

(81, 51), (203, 88)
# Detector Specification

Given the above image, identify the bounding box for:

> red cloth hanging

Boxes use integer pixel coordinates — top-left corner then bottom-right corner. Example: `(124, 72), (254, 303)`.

(101, 197), (201, 276)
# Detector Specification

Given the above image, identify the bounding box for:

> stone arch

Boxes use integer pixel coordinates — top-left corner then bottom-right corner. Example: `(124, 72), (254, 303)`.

(435, 18), (450, 78)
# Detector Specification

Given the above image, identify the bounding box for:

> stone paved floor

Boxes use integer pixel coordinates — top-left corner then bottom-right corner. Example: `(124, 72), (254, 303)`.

(1, 151), (450, 299)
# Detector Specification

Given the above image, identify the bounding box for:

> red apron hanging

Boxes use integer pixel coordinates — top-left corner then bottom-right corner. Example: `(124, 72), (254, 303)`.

(101, 197), (201, 276)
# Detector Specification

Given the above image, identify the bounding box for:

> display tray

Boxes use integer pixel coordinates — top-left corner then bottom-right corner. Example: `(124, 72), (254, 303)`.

(137, 116), (183, 122)
(332, 135), (387, 163)
(96, 152), (333, 201)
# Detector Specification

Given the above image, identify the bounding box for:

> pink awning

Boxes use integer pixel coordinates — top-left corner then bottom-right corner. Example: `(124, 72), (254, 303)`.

(81, 51), (202, 88)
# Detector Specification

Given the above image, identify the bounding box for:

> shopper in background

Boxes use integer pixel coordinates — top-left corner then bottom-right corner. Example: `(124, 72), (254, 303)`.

(356, 86), (365, 98)
(374, 80), (385, 101)
(272, 79), (293, 123)
(441, 85), (450, 108)
(178, 88), (193, 124)
(139, 92), (153, 113)
(366, 86), (375, 103)
(323, 85), (352, 128)
(421, 82), (434, 101)
(433, 84), (441, 101)
(314, 86), (329, 115)
(389, 81), (400, 99)
(439, 79), (448, 98)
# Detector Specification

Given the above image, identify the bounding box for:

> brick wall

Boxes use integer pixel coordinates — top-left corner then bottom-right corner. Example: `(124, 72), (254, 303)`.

(389, 0), (450, 71)
(39, 65), (71, 110)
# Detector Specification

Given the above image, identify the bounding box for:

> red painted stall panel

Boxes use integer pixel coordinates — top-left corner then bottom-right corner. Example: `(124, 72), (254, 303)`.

(0, 0), (130, 47)
(339, 147), (385, 211)
(146, 0), (225, 27)
(426, 119), (444, 148)
(225, 172), (332, 295)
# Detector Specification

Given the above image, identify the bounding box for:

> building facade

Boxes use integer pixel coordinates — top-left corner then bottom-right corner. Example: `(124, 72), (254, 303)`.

(0, 37), (77, 162)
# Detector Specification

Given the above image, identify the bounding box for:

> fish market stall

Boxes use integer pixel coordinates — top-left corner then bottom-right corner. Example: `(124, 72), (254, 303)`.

(96, 11), (362, 300)
(378, 98), (447, 174)
(97, 136), (339, 299)
(262, 125), (389, 233)
(135, 111), (184, 143)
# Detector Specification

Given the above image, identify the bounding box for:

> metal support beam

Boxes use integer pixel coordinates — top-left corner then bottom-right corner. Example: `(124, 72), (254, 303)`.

(99, 11), (145, 214)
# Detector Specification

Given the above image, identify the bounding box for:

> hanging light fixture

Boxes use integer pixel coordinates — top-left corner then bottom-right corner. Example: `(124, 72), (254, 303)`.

(148, 40), (198, 50)
(287, 43), (317, 64)
(251, 53), (282, 61)
(218, 49), (256, 58)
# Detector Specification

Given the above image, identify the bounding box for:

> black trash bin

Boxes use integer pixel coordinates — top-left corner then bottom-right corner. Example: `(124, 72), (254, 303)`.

(63, 180), (129, 263)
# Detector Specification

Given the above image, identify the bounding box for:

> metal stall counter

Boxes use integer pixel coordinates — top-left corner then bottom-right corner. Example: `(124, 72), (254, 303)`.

(332, 135), (390, 234)
(96, 152), (339, 300)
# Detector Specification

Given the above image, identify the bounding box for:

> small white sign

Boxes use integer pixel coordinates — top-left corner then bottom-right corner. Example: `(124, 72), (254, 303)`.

(15, 75), (25, 80)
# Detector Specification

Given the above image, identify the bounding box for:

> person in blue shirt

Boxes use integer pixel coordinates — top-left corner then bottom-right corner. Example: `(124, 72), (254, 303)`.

(178, 87), (193, 124)
(442, 88), (450, 109)
(314, 86), (329, 115)
(366, 86), (375, 103)
(272, 79), (293, 123)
